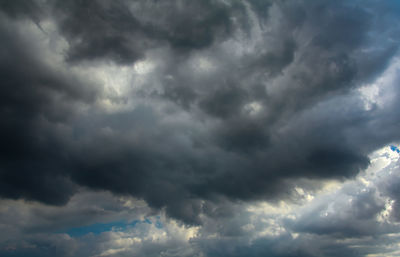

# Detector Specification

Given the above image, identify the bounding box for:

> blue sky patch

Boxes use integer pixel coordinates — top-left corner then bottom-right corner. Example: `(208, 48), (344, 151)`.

(60, 218), (164, 237)
(390, 145), (400, 153)
(61, 220), (140, 237)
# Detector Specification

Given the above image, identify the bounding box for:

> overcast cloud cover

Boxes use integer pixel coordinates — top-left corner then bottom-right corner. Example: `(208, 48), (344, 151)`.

(1, 0), (400, 256)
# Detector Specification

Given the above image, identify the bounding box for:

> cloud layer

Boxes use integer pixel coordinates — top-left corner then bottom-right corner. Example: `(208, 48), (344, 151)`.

(1, 0), (400, 256)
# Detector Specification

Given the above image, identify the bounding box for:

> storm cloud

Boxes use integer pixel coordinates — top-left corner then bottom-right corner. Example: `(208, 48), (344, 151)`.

(1, 0), (400, 256)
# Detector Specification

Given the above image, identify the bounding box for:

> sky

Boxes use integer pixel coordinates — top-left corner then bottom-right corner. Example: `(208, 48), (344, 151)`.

(1, 0), (400, 256)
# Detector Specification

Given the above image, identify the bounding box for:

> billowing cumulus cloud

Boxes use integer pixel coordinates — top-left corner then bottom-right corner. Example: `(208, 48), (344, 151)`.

(1, 0), (400, 256)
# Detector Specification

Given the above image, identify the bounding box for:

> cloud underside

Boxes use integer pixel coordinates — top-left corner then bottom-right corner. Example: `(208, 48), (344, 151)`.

(1, 0), (400, 256)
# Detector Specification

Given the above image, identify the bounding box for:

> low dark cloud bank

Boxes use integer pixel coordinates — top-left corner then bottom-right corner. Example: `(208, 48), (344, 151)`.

(1, 0), (400, 256)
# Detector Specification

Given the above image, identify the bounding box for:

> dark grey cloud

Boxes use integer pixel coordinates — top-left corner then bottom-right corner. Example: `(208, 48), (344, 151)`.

(49, 0), (238, 64)
(0, 0), (43, 21)
(0, 15), (98, 205)
(1, 2), (400, 256)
